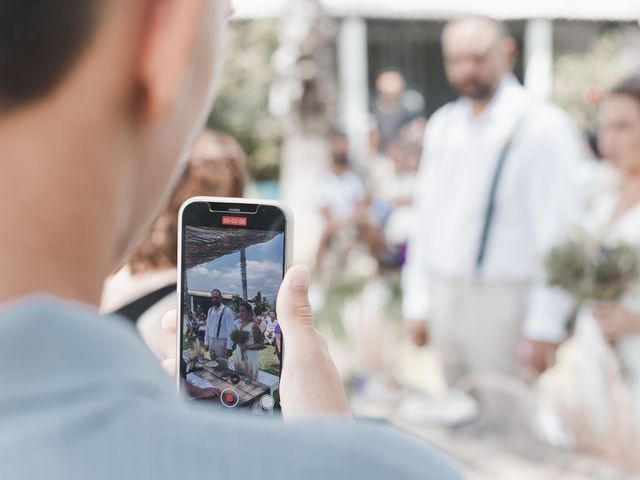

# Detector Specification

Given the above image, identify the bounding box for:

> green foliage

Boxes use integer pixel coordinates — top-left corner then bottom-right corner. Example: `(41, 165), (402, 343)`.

(545, 227), (640, 305)
(553, 30), (635, 132)
(258, 346), (281, 377)
(231, 294), (244, 312)
(251, 291), (272, 316)
(208, 20), (282, 180)
(230, 328), (251, 345)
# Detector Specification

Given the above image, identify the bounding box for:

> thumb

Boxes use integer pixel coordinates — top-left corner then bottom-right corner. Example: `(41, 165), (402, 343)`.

(277, 265), (314, 333)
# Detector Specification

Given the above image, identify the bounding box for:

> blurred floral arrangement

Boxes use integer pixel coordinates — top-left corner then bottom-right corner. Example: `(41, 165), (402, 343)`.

(230, 328), (251, 345)
(545, 227), (640, 305)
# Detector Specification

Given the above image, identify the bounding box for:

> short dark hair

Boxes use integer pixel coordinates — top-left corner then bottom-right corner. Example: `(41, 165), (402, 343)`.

(0, 0), (105, 112)
(610, 74), (640, 103)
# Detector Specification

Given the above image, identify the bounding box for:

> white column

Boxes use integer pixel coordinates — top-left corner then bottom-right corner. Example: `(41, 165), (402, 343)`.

(337, 17), (369, 170)
(280, 136), (329, 264)
(524, 19), (554, 99)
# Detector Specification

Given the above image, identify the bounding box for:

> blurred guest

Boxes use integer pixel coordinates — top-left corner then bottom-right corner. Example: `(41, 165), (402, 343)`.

(402, 17), (587, 423)
(275, 322), (283, 364)
(373, 71), (425, 152)
(376, 119), (426, 264)
(186, 311), (197, 338)
(263, 310), (277, 345)
(315, 133), (381, 275)
(101, 130), (247, 360)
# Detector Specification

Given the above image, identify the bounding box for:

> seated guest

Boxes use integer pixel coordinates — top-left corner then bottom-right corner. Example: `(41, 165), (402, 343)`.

(314, 132), (386, 276)
(262, 310), (277, 345)
(0, 2), (461, 479)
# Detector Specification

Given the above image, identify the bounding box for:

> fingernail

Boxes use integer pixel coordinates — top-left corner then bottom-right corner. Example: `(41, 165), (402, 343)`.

(290, 266), (310, 288)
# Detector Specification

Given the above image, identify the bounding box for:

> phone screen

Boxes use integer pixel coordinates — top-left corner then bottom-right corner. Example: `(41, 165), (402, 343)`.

(179, 200), (286, 415)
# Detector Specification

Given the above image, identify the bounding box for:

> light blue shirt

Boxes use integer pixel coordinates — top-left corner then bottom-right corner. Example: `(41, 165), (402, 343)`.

(0, 298), (462, 480)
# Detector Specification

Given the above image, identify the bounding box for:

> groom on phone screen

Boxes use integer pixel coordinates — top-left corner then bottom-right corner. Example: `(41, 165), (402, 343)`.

(204, 289), (235, 359)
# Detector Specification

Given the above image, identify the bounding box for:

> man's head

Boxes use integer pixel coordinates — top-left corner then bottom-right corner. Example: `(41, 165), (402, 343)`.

(0, 0), (230, 302)
(375, 71), (406, 105)
(329, 131), (350, 173)
(211, 289), (222, 307)
(442, 16), (516, 101)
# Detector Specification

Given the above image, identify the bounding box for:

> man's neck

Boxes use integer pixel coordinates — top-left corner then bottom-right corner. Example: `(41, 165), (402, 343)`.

(0, 102), (124, 307)
(470, 98), (493, 117)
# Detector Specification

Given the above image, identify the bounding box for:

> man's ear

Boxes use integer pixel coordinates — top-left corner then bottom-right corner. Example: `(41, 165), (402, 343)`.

(501, 36), (518, 69)
(136, 0), (207, 120)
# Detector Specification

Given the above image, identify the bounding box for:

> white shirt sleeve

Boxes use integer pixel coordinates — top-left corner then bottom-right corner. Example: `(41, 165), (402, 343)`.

(519, 107), (586, 342)
(401, 114), (440, 321)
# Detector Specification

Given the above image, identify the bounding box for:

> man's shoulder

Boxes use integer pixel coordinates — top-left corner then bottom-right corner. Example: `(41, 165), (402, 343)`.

(508, 96), (580, 150)
(528, 100), (573, 125)
(1, 385), (462, 480)
(429, 101), (458, 124)
(159, 406), (462, 480)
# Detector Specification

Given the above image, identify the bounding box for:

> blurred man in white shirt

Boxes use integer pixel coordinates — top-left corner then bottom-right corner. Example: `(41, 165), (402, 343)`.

(402, 17), (587, 410)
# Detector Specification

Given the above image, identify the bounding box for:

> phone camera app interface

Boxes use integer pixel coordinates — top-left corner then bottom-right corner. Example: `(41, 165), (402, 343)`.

(181, 223), (284, 415)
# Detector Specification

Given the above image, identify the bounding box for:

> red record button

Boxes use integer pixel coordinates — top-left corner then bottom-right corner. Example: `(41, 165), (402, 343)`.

(220, 388), (239, 408)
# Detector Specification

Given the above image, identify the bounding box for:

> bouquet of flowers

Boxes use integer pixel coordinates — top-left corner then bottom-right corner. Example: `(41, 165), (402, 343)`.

(545, 227), (640, 305)
(230, 328), (250, 345)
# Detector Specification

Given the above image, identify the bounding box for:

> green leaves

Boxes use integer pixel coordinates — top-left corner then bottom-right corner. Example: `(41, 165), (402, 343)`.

(230, 328), (251, 345)
(208, 20), (282, 180)
(545, 227), (640, 304)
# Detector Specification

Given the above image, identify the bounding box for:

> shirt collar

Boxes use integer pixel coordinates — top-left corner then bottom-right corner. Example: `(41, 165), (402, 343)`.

(0, 296), (174, 404)
(459, 74), (523, 123)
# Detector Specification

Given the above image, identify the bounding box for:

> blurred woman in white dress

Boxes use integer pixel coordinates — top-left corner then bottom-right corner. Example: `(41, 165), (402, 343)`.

(542, 75), (640, 468)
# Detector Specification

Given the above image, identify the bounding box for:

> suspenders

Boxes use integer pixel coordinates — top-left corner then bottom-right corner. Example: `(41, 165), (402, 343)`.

(475, 111), (531, 272)
(207, 306), (227, 339)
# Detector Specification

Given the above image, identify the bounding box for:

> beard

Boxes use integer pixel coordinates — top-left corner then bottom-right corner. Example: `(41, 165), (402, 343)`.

(454, 79), (496, 101)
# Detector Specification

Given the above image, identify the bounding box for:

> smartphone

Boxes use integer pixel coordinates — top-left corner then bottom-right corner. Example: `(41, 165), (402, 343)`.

(177, 197), (292, 415)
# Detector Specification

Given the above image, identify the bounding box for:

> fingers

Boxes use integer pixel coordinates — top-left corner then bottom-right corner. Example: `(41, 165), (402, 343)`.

(277, 265), (314, 333)
(161, 358), (176, 377)
(162, 310), (177, 334)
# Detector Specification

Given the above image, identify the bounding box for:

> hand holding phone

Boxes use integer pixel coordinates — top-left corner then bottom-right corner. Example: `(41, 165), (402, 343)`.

(177, 197), (349, 418)
(275, 265), (350, 420)
(163, 264), (350, 419)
